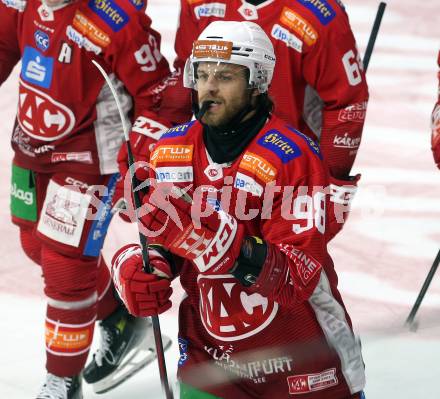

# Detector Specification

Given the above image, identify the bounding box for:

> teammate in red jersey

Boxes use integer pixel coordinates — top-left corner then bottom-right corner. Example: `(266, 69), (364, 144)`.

(432, 50), (440, 169)
(137, 0), (370, 240)
(112, 21), (366, 398)
(0, 0), (171, 397)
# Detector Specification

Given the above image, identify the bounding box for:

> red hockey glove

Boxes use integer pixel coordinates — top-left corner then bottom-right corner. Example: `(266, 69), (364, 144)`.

(140, 182), (245, 274)
(111, 244), (173, 317)
(327, 174), (360, 241)
(432, 103), (440, 169)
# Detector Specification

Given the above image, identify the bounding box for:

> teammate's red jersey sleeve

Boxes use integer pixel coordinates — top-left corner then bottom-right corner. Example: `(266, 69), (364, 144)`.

(103, 10), (172, 140)
(302, 3), (369, 178)
(255, 160), (330, 305)
(0, 4), (21, 85)
(152, 0), (197, 126)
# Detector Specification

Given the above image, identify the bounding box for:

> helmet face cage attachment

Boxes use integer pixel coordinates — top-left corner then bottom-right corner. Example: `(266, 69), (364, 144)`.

(183, 21), (276, 94)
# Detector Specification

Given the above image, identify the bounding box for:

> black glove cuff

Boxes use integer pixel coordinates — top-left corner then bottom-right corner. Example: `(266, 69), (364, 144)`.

(230, 236), (267, 287)
(148, 244), (178, 277)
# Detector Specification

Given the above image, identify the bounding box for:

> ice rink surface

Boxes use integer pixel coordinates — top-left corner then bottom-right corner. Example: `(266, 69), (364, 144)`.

(0, 0), (439, 398)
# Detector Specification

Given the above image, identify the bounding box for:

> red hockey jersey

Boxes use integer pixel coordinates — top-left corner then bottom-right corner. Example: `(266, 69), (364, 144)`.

(0, 0), (170, 175)
(150, 115), (365, 398)
(431, 49), (440, 169)
(157, 0), (369, 179)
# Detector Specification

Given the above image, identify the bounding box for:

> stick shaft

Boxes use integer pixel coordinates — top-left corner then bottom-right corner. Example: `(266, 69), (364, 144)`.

(406, 249), (440, 325)
(363, 2), (387, 72)
(92, 60), (173, 399)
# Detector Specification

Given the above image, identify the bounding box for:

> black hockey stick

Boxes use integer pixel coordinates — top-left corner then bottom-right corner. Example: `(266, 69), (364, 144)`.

(405, 249), (440, 330)
(92, 60), (174, 399)
(363, 2), (387, 72)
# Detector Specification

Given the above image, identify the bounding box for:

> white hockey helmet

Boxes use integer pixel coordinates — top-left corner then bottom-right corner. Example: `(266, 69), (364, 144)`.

(183, 21), (276, 93)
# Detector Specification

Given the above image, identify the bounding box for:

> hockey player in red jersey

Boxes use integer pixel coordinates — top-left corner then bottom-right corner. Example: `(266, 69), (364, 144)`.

(0, 0), (171, 397)
(130, 0), (370, 241)
(432, 50), (440, 169)
(112, 21), (366, 398)
(132, 0), (368, 242)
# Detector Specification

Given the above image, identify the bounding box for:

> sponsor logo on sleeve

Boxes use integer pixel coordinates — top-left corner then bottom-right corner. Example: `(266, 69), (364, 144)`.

(297, 0), (336, 26)
(337, 102), (367, 123)
(234, 172), (263, 197)
(279, 245), (322, 286)
(332, 133), (361, 150)
(257, 130), (302, 163)
(18, 78), (75, 141)
(279, 7), (318, 46)
(287, 368), (338, 394)
(88, 0), (129, 32)
(155, 166), (194, 183)
(194, 3), (226, 20)
(239, 152), (277, 183)
(198, 275), (278, 341)
(132, 116), (169, 140)
(34, 30), (50, 52)
(151, 145), (193, 165)
(21, 46), (54, 89)
(271, 24), (303, 53)
(73, 10), (111, 48)
(286, 126), (322, 159)
(161, 121), (195, 139)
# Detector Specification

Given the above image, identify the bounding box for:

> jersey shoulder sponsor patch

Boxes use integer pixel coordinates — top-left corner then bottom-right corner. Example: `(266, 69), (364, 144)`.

(286, 126), (322, 159)
(161, 120), (196, 139)
(279, 6), (318, 46)
(297, 0), (336, 26)
(128, 0), (144, 10)
(88, 0), (129, 32)
(257, 129), (302, 164)
(193, 2), (226, 20)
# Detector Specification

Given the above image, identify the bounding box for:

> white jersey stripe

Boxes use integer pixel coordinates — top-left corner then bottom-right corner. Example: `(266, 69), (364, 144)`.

(308, 272), (365, 394)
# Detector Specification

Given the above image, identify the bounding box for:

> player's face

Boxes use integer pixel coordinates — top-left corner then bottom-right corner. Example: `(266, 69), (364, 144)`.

(195, 62), (256, 127)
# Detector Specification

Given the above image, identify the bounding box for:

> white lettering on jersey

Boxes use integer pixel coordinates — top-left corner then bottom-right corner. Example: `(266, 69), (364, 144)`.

(194, 3), (226, 20)
(58, 42), (73, 64)
(271, 24), (303, 53)
(234, 172), (263, 197)
(155, 166), (194, 183)
(132, 116), (168, 140)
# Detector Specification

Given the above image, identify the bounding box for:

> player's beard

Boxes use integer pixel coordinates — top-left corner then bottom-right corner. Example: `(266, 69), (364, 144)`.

(200, 92), (253, 128)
